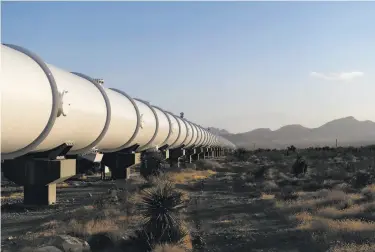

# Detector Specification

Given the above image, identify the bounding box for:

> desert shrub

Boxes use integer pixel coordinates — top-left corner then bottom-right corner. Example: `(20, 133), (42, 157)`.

(232, 147), (251, 161)
(141, 150), (168, 179)
(88, 232), (115, 252)
(361, 184), (375, 200)
(128, 224), (188, 252)
(292, 155), (308, 176)
(252, 165), (268, 180)
(128, 181), (188, 250)
(286, 145), (296, 156)
(140, 181), (186, 230)
(262, 180), (279, 192)
(195, 159), (223, 171)
(351, 170), (374, 189)
(275, 186), (298, 201)
(264, 151), (284, 162)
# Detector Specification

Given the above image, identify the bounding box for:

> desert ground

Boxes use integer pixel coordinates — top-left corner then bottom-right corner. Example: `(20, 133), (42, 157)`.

(1, 146), (375, 252)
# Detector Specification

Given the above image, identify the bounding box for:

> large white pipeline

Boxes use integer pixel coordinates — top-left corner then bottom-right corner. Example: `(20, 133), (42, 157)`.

(96, 88), (139, 153)
(1, 43), (236, 160)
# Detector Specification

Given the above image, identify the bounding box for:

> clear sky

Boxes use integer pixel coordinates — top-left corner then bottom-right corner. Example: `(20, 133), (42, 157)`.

(2, 1), (374, 133)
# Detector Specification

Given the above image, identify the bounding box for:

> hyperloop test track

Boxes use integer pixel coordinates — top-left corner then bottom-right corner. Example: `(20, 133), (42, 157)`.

(1, 43), (236, 205)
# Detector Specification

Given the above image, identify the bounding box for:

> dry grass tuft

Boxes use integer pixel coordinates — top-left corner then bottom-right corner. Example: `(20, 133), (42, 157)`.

(361, 184), (375, 199)
(169, 169), (216, 184)
(275, 190), (362, 212)
(329, 243), (375, 252)
(67, 218), (121, 236)
(1, 191), (23, 200)
(195, 159), (224, 171)
(260, 193), (275, 200)
(293, 206), (375, 236)
(56, 182), (70, 188)
(296, 215), (375, 232)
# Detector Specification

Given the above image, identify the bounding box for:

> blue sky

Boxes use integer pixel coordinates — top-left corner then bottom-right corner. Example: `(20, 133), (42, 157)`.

(2, 1), (374, 133)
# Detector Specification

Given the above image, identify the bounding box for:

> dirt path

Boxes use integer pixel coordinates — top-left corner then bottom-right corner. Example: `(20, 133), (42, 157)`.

(183, 170), (328, 252)
(1, 178), (115, 250)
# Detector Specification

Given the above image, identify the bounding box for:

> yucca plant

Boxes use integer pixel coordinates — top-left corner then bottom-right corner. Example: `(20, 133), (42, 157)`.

(291, 155), (308, 176)
(141, 181), (185, 229)
(131, 181), (188, 249)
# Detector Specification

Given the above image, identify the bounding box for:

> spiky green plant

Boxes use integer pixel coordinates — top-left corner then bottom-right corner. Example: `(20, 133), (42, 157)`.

(138, 181), (188, 247)
(141, 181), (185, 228)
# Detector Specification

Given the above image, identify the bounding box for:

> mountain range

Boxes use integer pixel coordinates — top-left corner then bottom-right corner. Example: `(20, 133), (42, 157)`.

(209, 116), (375, 149)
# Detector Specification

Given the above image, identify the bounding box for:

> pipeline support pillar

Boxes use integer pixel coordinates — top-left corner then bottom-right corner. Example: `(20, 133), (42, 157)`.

(169, 148), (185, 167)
(192, 147), (202, 161)
(2, 158), (76, 205)
(102, 152), (141, 180)
(185, 148), (197, 163)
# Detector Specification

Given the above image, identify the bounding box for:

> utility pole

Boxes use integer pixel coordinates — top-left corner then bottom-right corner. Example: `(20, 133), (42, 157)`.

(336, 139), (338, 148)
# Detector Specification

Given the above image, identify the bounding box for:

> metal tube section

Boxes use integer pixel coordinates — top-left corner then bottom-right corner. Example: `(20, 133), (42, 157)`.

(164, 112), (182, 149)
(150, 105), (171, 149)
(1, 43), (236, 160)
(1, 44), (60, 159)
(131, 98), (159, 152)
(97, 88), (140, 153)
(193, 123), (203, 147)
(174, 116), (188, 148)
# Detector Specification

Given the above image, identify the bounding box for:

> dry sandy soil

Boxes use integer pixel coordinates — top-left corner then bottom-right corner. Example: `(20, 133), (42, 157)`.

(1, 147), (375, 252)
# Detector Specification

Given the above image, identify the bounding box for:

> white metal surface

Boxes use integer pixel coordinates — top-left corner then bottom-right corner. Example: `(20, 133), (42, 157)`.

(172, 116), (188, 148)
(200, 127), (206, 146)
(1, 45), (54, 155)
(201, 129), (208, 147)
(96, 88), (138, 152)
(208, 132), (214, 147)
(182, 120), (194, 148)
(1, 44), (110, 157)
(1, 43), (236, 159)
(127, 99), (157, 151)
(38, 66), (109, 154)
(185, 120), (198, 148)
(194, 124), (203, 146)
(205, 130), (210, 147)
(150, 106), (171, 148)
(164, 112), (180, 148)
(190, 123), (200, 147)
(205, 131), (210, 147)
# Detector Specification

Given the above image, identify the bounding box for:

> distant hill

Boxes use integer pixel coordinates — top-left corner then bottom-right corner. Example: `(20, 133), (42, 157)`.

(212, 116), (375, 149)
(206, 127), (230, 135)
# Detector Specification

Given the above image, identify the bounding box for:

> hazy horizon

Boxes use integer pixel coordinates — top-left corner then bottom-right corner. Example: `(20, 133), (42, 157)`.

(215, 116), (375, 134)
(2, 2), (374, 134)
